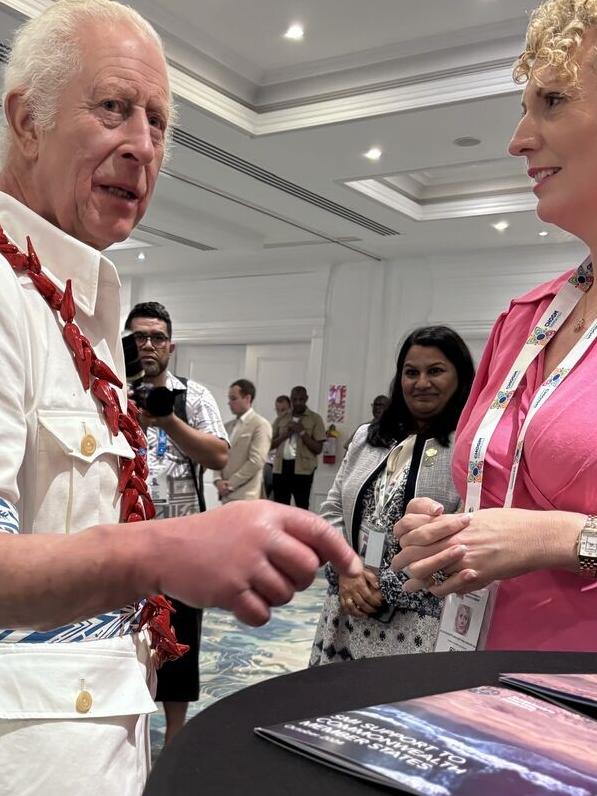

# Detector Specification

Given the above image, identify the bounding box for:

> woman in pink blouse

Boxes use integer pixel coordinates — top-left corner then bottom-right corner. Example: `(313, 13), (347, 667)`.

(392, 0), (597, 652)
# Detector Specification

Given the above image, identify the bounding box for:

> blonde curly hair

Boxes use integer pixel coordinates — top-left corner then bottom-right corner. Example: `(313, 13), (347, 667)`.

(514, 0), (597, 85)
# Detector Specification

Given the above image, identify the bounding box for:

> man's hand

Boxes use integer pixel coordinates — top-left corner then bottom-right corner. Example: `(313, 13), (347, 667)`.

(287, 420), (304, 435)
(139, 410), (228, 470)
(339, 568), (383, 617)
(144, 500), (362, 626)
(215, 479), (232, 498)
(138, 408), (173, 430)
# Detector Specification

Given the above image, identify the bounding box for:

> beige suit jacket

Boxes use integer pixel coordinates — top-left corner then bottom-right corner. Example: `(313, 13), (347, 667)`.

(216, 409), (272, 501)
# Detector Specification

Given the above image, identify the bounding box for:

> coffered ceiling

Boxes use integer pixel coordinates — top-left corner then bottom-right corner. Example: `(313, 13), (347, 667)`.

(0, 0), (571, 277)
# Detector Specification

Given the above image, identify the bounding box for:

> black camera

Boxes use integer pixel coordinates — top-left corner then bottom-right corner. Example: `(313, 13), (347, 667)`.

(122, 332), (183, 417)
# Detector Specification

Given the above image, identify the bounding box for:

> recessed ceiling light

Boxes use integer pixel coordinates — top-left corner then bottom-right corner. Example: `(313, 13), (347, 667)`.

(453, 136), (482, 147)
(283, 23), (304, 40)
(538, 230), (549, 237)
(492, 220), (510, 232)
(363, 147), (382, 161)
(137, 251), (146, 261)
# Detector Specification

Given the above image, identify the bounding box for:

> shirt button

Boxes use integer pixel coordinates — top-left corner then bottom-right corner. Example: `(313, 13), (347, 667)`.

(75, 690), (93, 714)
(80, 434), (97, 457)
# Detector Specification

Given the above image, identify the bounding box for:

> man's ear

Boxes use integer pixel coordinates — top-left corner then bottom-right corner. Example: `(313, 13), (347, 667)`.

(4, 90), (40, 161)
(169, 342), (176, 356)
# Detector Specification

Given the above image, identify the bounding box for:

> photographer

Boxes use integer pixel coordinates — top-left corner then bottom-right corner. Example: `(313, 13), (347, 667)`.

(125, 301), (228, 744)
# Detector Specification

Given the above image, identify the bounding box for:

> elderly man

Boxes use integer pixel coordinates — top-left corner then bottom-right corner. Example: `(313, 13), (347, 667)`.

(0, 2), (360, 793)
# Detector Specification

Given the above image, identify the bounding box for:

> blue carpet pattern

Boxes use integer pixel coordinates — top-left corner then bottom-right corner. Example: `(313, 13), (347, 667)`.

(150, 573), (326, 757)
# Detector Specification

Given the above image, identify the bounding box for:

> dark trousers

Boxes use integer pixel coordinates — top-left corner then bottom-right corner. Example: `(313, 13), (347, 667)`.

(272, 459), (314, 510)
(155, 599), (202, 702)
(263, 462), (274, 498)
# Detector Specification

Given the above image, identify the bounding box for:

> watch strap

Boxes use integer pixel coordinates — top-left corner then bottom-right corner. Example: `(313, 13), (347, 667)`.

(577, 515), (597, 578)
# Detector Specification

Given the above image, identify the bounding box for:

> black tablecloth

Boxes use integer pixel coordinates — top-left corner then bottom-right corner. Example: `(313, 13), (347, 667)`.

(145, 651), (597, 795)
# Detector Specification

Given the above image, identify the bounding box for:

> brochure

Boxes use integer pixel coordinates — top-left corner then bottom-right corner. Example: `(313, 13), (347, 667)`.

(499, 672), (597, 718)
(255, 677), (597, 795)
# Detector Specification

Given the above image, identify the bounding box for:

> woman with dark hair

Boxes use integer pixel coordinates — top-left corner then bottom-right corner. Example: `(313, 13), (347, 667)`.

(310, 326), (474, 665)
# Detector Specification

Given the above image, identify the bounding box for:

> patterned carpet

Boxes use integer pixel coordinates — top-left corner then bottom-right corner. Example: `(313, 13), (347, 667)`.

(150, 572), (326, 757)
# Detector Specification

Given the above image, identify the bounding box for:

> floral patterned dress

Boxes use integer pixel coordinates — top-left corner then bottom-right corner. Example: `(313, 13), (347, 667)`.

(310, 444), (442, 665)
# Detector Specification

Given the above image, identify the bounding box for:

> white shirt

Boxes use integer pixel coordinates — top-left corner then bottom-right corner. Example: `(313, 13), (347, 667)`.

(229, 407), (254, 444)
(282, 416), (301, 460)
(0, 193), (154, 719)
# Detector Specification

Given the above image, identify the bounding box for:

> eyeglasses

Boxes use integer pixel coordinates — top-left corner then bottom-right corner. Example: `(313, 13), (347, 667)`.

(132, 331), (170, 349)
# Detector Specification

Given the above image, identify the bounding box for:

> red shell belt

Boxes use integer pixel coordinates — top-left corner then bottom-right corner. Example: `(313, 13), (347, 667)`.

(0, 227), (188, 667)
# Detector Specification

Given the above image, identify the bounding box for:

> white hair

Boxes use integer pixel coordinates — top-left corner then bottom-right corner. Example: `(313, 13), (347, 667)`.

(0, 0), (174, 166)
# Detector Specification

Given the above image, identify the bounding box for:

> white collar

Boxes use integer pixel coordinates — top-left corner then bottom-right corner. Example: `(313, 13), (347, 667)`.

(236, 407), (254, 423)
(166, 372), (187, 390)
(0, 191), (120, 317)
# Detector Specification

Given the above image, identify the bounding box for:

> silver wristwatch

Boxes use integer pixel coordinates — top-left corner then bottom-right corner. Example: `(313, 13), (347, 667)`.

(577, 515), (597, 578)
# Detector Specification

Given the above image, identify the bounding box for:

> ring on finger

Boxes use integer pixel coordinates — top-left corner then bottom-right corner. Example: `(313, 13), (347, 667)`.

(431, 569), (448, 586)
(345, 596), (354, 605)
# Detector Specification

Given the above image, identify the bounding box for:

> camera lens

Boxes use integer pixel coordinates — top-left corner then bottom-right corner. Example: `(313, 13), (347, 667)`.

(122, 332), (144, 383)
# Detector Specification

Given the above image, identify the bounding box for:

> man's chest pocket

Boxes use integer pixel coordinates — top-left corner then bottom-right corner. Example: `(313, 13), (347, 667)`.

(32, 409), (135, 534)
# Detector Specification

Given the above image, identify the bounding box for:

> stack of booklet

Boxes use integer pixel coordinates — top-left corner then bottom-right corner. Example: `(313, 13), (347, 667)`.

(255, 673), (597, 795)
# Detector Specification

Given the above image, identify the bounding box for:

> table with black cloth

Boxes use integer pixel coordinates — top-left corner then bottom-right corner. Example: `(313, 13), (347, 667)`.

(145, 651), (597, 795)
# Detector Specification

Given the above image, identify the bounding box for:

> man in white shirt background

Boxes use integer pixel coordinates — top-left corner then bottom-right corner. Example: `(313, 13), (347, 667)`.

(215, 379), (272, 502)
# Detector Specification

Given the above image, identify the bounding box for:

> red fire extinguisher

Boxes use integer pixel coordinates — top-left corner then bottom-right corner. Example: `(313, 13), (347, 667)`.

(323, 423), (339, 465)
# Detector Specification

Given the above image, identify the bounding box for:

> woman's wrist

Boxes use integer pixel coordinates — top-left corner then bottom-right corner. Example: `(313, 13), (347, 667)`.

(537, 510), (586, 572)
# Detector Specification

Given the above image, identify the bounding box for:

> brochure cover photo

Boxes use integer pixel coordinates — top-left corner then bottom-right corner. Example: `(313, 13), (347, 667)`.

(499, 672), (597, 716)
(255, 682), (597, 796)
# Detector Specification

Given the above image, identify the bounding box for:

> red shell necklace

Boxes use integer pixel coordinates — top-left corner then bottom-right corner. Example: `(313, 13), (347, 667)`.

(0, 226), (188, 667)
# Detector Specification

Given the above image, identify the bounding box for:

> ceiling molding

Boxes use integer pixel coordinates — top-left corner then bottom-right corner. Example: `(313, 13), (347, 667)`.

(174, 61), (518, 136)
(344, 178), (536, 221)
(1, 0), (519, 135)
(170, 66), (258, 132)
(255, 64), (517, 135)
(0, 0), (50, 16)
(256, 57), (516, 111)
(174, 317), (325, 345)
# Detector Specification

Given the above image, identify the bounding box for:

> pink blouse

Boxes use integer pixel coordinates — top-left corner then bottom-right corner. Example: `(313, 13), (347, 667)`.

(453, 269), (597, 651)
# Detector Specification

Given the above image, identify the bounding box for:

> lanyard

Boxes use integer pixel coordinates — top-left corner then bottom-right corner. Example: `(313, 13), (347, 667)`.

(465, 258), (594, 512)
(371, 436), (415, 522)
(157, 428), (168, 458)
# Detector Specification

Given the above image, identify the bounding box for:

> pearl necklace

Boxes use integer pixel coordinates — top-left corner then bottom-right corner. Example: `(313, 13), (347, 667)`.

(0, 227), (188, 667)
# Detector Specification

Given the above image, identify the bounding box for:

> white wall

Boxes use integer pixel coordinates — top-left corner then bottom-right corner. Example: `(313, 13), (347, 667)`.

(121, 238), (587, 511)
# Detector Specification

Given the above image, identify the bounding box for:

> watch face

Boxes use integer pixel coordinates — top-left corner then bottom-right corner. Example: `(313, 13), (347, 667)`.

(579, 532), (597, 558)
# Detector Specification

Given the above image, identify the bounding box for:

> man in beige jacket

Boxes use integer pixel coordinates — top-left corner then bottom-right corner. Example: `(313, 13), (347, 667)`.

(215, 380), (272, 502)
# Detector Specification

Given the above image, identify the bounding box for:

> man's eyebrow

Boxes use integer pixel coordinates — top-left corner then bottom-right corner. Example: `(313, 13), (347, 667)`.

(92, 82), (169, 112)
(92, 81), (135, 98)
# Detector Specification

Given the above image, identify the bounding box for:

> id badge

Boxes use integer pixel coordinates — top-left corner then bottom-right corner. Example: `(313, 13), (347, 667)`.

(360, 519), (386, 571)
(149, 472), (168, 503)
(434, 585), (497, 652)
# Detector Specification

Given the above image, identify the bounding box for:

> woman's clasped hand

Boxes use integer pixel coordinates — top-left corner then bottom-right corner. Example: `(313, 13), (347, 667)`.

(338, 569), (383, 617)
(392, 498), (586, 596)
